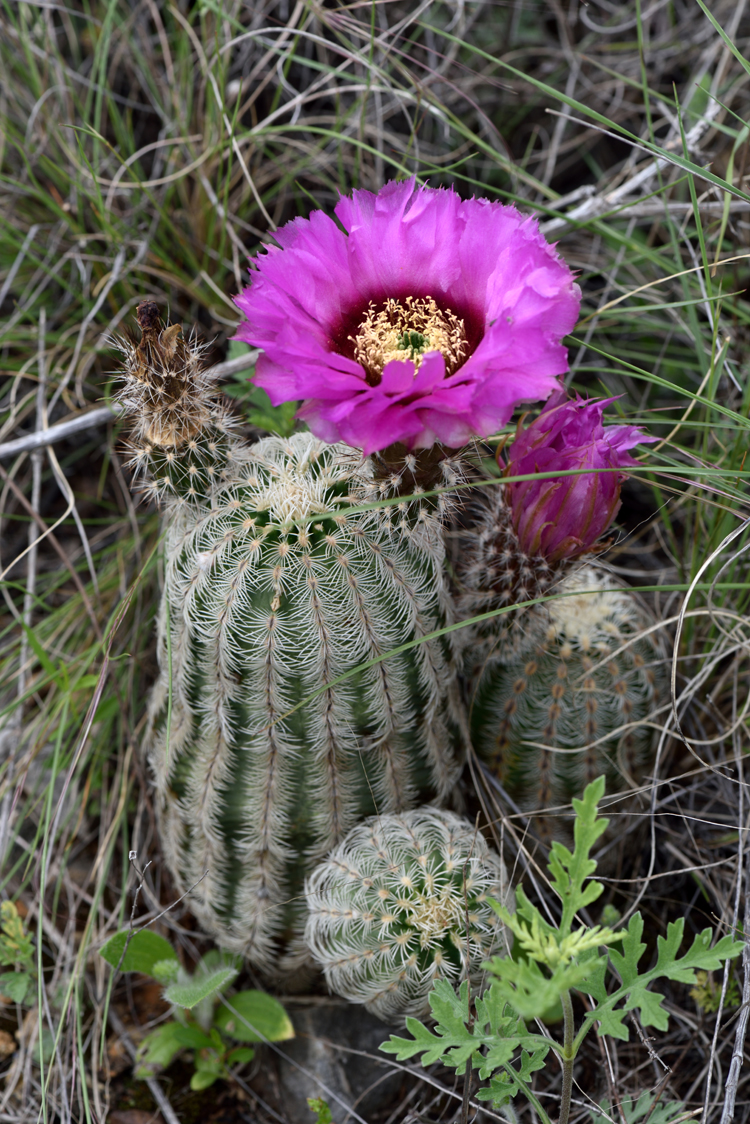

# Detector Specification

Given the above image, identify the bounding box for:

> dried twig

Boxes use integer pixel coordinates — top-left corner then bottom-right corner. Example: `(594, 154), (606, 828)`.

(0, 350), (259, 461)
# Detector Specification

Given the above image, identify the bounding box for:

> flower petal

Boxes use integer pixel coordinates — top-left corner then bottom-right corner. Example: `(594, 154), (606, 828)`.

(234, 180), (582, 453)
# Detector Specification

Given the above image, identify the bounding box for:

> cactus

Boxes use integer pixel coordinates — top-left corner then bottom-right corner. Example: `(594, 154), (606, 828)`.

(304, 807), (512, 1020)
(455, 397), (664, 843)
(465, 558), (664, 843)
(117, 303), (465, 973)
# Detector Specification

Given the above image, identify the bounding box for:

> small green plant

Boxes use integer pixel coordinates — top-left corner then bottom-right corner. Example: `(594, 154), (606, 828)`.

(381, 778), (743, 1124)
(101, 928), (294, 1091)
(0, 901), (36, 1004)
(589, 1091), (690, 1124)
(307, 1096), (334, 1124)
(689, 967), (740, 1013)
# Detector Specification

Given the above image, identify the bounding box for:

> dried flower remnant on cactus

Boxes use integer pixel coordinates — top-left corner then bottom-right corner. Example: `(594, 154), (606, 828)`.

(115, 301), (240, 507)
(233, 179), (581, 456)
(304, 808), (512, 1020)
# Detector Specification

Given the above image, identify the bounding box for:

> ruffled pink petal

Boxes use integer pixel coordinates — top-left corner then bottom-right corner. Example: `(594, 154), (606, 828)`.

(234, 179), (583, 453)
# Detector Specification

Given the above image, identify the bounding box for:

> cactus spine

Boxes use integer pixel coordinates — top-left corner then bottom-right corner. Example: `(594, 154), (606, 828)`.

(118, 304), (464, 972)
(304, 808), (511, 1019)
(458, 486), (664, 841)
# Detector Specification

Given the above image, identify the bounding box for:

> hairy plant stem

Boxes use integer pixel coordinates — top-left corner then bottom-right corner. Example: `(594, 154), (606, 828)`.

(559, 989), (575, 1124)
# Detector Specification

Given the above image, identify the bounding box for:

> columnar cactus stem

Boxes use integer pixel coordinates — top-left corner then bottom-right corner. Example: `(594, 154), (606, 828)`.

(117, 305), (465, 972)
(468, 565), (663, 829)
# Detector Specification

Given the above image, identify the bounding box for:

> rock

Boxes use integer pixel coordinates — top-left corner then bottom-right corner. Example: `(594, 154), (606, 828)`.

(262, 998), (404, 1122)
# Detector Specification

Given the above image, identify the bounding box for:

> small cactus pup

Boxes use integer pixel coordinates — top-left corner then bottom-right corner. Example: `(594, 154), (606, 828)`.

(304, 808), (512, 1020)
(457, 394), (664, 842)
(116, 302), (466, 974)
(472, 565), (664, 840)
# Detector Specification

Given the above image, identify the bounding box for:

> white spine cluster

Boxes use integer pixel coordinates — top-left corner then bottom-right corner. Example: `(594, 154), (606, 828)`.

(304, 807), (512, 1020)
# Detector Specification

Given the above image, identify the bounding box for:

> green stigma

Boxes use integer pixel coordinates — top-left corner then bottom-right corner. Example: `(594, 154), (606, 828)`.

(397, 329), (429, 356)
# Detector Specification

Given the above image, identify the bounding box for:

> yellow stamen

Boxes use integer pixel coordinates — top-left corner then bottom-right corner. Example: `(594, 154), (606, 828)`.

(352, 296), (468, 384)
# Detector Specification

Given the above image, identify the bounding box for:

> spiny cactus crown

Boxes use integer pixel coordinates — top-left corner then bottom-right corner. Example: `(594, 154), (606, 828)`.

(304, 808), (511, 1020)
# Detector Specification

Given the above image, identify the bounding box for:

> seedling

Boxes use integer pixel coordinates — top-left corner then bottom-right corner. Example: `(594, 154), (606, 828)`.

(100, 929), (294, 1091)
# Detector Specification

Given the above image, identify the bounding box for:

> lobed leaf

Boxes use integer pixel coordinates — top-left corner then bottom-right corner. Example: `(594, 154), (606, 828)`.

(0, 903), (34, 969)
(588, 913), (744, 1039)
(548, 777), (609, 936)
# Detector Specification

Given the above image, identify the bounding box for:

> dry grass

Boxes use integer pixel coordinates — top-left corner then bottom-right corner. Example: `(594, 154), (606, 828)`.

(1, 0), (750, 1121)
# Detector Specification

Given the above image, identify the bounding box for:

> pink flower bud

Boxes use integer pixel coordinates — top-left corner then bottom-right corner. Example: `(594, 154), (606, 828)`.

(503, 394), (654, 562)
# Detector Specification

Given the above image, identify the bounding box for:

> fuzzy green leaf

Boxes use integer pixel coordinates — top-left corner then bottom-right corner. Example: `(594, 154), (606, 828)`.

(152, 959), (180, 984)
(135, 1022), (186, 1077)
(100, 929), (178, 977)
(163, 966), (237, 1009)
(0, 971), (31, 1003)
(214, 990), (294, 1043)
(171, 1024), (215, 1050)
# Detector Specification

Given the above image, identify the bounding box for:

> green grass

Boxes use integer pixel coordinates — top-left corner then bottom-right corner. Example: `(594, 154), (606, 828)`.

(1, 0), (750, 1120)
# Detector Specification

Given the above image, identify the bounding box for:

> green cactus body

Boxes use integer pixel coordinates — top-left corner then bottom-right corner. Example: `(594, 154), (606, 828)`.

(117, 304), (464, 972)
(467, 565), (663, 841)
(304, 807), (511, 1020)
(148, 433), (464, 969)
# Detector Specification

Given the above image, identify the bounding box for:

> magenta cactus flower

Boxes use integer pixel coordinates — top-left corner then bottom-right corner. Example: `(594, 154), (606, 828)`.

(504, 393), (654, 562)
(233, 179), (581, 455)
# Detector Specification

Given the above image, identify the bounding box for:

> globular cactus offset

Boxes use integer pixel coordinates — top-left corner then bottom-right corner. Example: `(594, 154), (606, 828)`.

(304, 807), (511, 1020)
(456, 396), (663, 842)
(466, 564), (663, 839)
(117, 303), (465, 973)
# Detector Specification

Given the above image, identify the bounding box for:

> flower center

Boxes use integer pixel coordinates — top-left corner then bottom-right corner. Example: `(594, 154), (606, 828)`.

(404, 884), (464, 946)
(352, 296), (469, 385)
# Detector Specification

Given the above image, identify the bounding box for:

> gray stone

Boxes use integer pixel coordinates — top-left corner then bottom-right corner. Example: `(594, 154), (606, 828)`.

(263, 998), (404, 1123)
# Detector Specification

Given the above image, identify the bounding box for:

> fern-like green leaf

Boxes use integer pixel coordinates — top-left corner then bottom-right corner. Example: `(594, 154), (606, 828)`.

(548, 777), (608, 937)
